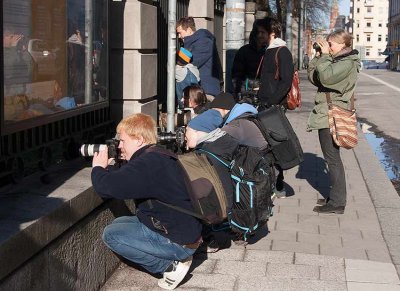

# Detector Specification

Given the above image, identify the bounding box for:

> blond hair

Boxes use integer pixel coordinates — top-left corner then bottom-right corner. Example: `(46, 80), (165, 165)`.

(117, 113), (157, 144)
(327, 29), (353, 48)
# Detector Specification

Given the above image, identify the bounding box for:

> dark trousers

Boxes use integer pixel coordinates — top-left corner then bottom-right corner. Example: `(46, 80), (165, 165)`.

(318, 128), (347, 207)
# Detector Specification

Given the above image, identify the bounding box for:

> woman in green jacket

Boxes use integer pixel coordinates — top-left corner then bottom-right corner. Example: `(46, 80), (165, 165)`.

(307, 29), (361, 214)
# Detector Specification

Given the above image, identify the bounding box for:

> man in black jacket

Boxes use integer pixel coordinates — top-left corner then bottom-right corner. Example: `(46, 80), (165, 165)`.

(91, 113), (202, 290)
(258, 18), (294, 197)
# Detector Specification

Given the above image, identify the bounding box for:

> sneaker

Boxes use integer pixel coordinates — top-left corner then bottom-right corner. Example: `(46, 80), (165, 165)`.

(313, 204), (345, 214)
(317, 197), (330, 205)
(158, 256), (193, 290)
(274, 187), (286, 198)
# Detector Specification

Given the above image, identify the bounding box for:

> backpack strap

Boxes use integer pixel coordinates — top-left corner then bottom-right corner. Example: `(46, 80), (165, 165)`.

(274, 47), (284, 80)
(197, 148), (230, 168)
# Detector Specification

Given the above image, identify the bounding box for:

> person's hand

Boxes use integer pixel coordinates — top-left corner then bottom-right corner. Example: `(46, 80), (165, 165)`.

(92, 148), (113, 168)
(316, 39), (330, 55)
(10, 34), (24, 47)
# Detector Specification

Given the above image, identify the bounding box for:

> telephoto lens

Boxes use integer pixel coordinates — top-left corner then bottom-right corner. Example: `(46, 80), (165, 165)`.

(80, 144), (107, 157)
(313, 42), (321, 52)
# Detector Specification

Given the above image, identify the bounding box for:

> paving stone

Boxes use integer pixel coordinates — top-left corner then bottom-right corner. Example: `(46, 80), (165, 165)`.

(214, 260), (267, 276)
(366, 249), (393, 263)
(295, 253), (344, 267)
(200, 248), (245, 261)
(297, 232), (342, 248)
(267, 263), (319, 279)
(290, 279), (347, 291)
(180, 273), (236, 290)
(271, 240), (319, 254)
(279, 205), (319, 215)
(192, 259), (217, 274)
(298, 214), (340, 227)
(347, 282), (400, 291)
(320, 225), (366, 236)
(275, 221), (319, 234)
(245, 250), (294, 264)
(320, 265), (346, 281)
(384, 235), (400, 265)
(345, 259), (400, 284)
(320, 246), (368, 260)
(376, 208), (400, 236)
(258, 229), (296, 242)
(342, 236), (389, 252)
(237, 276), (291, 291)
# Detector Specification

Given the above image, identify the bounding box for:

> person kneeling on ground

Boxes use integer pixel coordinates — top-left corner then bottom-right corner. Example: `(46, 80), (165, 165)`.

(91, 113), (202, 290)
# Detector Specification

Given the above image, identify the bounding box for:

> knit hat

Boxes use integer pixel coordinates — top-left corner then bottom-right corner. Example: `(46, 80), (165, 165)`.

(177, 47), (192, 65)
(209, 92), (236, 111)
(188, 109), (223, 133)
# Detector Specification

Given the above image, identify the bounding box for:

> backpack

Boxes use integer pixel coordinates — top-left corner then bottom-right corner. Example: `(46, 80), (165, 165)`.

(275, 47), (301, 110)
(145, 146), (227, 225)
(198, 146), (275, 240)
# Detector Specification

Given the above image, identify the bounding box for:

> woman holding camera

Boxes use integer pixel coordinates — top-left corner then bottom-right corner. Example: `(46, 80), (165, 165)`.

(307, 29), (361, 214)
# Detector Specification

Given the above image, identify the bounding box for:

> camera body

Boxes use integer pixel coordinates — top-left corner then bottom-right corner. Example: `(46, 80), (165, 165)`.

(237, 90), (260, 107)
(157, 126), (186, 149)
(80, 138), (121, 160)
(313, 42), (321, 52)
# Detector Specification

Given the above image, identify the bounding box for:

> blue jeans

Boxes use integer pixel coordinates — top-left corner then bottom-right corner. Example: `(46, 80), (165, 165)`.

(102, 216), (195, 274)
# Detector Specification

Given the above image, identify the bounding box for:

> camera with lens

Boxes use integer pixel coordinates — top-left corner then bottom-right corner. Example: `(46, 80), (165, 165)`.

(313, 42), (321, 52)
(237, 90), (260, 107)
(80, 138), (121, 160)
(157, 126), (186, 149)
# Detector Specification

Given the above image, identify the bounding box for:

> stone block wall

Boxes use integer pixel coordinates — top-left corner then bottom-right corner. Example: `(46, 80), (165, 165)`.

(109, 0), (158, 123)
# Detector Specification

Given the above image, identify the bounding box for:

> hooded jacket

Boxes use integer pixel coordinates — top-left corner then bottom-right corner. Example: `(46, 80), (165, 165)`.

(307, 49), (361, 131)
(184, 29), (222, 96)
(257, 38), (294, 107)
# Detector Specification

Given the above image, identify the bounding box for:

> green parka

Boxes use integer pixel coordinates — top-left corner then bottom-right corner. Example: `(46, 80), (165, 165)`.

(306, 49), (361, 131)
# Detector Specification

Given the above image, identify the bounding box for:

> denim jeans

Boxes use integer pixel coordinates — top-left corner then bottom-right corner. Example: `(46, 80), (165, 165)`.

(102, 216), (196, 274)
(318, 128), (347, 207)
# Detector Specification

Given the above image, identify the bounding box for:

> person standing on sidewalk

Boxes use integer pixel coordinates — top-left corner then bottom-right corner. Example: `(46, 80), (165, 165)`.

(91, 113), (202, 290)
(176, 17), (222, 101)
(257, 18), (294, 198)
(307, 29), (361, 214)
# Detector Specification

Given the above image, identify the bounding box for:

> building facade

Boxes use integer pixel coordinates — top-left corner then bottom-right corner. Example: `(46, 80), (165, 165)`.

(350, 0), (389, 62)
(387, 0), (400, 70)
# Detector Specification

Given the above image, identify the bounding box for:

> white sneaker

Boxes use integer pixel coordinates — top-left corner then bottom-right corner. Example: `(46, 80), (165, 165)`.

(158, 256), (193, 290)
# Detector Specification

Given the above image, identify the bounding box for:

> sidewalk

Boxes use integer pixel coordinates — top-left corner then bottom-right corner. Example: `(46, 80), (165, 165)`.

(101, 71), (400, 291)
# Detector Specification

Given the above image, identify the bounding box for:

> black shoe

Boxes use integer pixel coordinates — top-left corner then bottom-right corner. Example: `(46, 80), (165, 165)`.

(316, 197), (330, 205)
(313, 204), (344, 214)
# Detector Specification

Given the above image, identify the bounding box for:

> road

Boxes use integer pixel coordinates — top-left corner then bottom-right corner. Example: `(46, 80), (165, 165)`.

(356, 69), (400, 139)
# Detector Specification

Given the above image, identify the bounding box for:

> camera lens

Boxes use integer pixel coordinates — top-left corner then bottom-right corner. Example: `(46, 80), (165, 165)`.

(80, 144), (107, 157)
(313, 42), (321, 51)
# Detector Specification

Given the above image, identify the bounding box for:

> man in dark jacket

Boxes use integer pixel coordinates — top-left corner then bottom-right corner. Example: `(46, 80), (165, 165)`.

(231, 18), (269, 98)
(257, 18), (294, 197)
(177, 17), (222, 100)
(91, 113), (202, 290)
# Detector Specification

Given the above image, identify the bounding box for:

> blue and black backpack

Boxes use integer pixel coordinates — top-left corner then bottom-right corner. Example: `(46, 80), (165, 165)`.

(199, 145), (275, 240)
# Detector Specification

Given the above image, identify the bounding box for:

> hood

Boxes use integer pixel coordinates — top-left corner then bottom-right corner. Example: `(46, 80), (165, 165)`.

(184, 29), (215, 46)
(197, 128), (226, 145)
(267, 37), (287, 50)
(334, 49), (361, 71)
(224, 103), (258, 125)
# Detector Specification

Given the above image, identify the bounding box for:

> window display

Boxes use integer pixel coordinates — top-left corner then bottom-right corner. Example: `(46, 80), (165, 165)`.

(3, 0), (108, 124)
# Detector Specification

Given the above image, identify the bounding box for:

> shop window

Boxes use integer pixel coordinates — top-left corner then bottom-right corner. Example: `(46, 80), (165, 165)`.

(2, 0), (108, 127)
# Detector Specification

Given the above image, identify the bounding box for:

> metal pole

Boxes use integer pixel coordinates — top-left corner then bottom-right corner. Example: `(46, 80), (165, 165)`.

(85, 0), (93, 104)
(298, 0), (304, 70)
(286, 0), (292, 52)
(225, 0), (245, 92)
(167, 0), (177, 133)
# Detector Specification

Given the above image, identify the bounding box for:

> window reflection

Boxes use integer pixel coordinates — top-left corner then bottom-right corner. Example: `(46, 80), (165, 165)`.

(3, 0), (107, 124)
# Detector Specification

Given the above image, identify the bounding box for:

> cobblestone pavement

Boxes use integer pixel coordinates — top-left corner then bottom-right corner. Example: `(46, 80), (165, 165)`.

(101, 71), (400, 291)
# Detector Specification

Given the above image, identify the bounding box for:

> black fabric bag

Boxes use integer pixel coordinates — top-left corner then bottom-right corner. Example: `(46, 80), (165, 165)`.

(253, 105), (304, 170)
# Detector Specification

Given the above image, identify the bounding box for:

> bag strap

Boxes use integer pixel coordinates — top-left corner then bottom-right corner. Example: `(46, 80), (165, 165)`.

(325, 92), (355, 110)
(255, 55), (265, 81)
(197, 148), (230, 168)
(274, 47), (284, 80)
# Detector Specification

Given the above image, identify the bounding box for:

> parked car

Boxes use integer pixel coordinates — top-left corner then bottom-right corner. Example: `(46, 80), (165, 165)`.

(361, 60), (388, 70)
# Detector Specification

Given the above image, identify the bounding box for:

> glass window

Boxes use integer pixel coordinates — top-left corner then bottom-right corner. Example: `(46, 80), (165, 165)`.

(366, 22), (371, 27)
(3, 0), (108, 125)
(367, 35), (371, 42)
(378, 34), (382, 41)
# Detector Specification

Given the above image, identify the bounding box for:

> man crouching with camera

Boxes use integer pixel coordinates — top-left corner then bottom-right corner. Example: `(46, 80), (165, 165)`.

(91, 113), (202, 290)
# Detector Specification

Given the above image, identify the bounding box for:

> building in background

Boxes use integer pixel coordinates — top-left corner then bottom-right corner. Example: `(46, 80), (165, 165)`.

(350, 0), (389, 62)
(387, 0), (400, 70)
